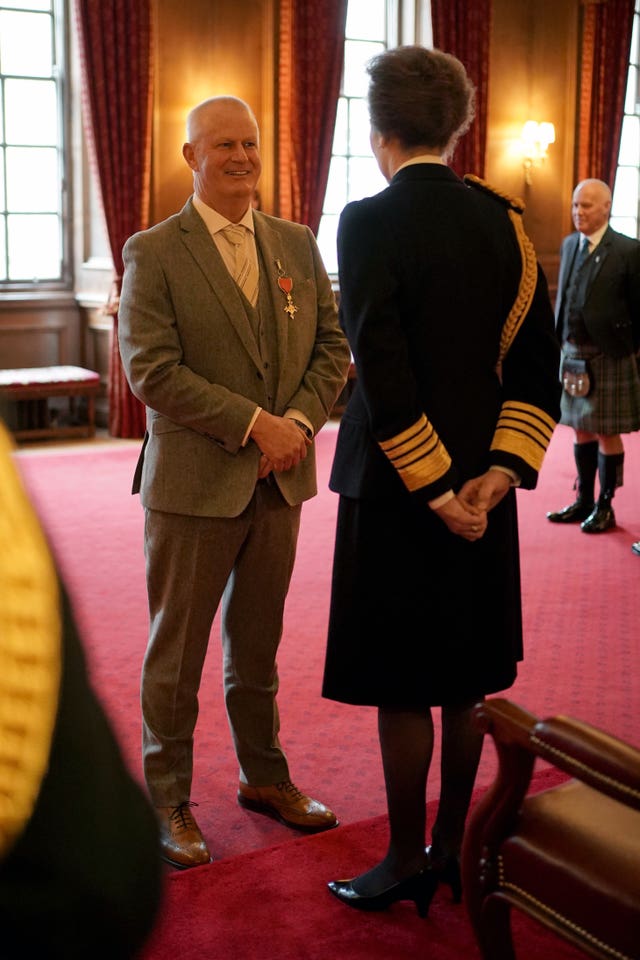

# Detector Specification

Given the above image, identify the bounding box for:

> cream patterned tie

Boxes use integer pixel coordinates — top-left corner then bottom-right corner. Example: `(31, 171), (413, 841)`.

(222, 224), (259, 306)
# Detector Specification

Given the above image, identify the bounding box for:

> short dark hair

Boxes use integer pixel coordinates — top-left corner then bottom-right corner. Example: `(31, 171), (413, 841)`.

(366, 46), (475, 156)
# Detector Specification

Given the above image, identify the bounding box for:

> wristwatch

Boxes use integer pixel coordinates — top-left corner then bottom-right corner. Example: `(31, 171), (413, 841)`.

(291, 418), (313, 440)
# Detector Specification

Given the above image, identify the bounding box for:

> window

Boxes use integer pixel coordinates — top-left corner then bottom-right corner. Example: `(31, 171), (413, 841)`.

(611, 0), (639, 239)
(0, 0), (68, 287)
(316, 0), (394, 274)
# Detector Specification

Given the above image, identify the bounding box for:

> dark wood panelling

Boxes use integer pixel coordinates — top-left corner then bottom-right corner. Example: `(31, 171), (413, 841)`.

(488, 0), (579, 294)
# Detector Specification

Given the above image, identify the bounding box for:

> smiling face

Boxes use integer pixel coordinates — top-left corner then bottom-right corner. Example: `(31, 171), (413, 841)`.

(183, 97), (262, 222)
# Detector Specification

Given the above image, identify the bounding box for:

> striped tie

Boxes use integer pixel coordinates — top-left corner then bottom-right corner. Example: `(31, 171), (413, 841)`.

(222, 224), (259, 306)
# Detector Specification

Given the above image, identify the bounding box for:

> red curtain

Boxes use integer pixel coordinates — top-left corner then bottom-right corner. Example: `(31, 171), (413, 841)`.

(576, 0), (635, 188)
(278, 0), (348, 233)
(74, 0), (153, 438)
(430, 0), (492, 179)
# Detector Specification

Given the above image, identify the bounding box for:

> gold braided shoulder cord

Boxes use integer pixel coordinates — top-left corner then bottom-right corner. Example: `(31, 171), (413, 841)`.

(0, 421), (61, 860)
(464, 174), (539, 366)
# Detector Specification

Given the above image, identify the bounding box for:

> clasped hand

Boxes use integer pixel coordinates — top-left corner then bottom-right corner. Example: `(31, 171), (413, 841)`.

(251, 410), (311, 475)
(433, 470), (511, 541)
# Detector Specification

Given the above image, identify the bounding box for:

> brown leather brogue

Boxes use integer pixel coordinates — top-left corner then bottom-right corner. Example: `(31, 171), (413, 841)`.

(237, 780), (338, 833)
(156, 801), (212, 869)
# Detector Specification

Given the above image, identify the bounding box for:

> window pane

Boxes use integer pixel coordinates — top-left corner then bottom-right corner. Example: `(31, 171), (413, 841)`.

(346, 0), (386, 40)
(0, 10), (53, 77)
(611, 165), (639, 217)
(1, 0), (52, 9)
(348, 156), (386, 201)
(6, 146), (59, 211)
(5, 78), (58, 145)
(332, 98), (348, 155)
(609, 216), (638, 238)
(630, 11), (639, 74)
(624, 64), (638, 114)
(317, 0), (397, 274)
(7, 213), (60, 280)
(323, 157), (348, 213)
(618, 115), (639, 165)
(0, 0), (65, 287)
(348, 98), (372, 155)
(612, 1), (639, 240)
(317, 215), (339, 274)
(343, 39), (385, 97)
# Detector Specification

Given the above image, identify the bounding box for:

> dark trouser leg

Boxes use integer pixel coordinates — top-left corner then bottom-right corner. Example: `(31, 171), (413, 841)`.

(350, 707), (434, 895)
(581, 451), (623, 533)
(547, 440), (598, 522)
(430, 698), (485, 859)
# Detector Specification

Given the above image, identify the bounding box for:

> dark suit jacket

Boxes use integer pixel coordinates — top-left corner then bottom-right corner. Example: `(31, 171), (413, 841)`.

(555, 225), (640, 357)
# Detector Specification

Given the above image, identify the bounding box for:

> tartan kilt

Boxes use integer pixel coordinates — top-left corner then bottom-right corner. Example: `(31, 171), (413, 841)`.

(560, 341), (640, 434)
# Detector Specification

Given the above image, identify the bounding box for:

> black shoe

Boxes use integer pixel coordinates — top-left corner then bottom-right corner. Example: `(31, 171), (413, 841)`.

(632, 542), (640, 556)
(426, 846), (462, 903)
(327, 869), (438, 918)
(547, 500), (595, 523)
(581, 503), (616, 533)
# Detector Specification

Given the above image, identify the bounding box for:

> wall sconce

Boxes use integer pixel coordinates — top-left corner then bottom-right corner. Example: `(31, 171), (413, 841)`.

(521, 121), (556, 184)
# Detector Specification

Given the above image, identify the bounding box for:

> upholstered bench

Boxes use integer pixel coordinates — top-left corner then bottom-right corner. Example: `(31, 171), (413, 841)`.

(0, 365), (101, 441)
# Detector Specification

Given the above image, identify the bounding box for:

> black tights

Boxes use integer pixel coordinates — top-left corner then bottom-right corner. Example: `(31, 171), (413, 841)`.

(352, 698), (484, 896)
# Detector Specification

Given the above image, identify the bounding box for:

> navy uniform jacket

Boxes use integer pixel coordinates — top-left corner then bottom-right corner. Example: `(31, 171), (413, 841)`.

(330, 164), (561, 504)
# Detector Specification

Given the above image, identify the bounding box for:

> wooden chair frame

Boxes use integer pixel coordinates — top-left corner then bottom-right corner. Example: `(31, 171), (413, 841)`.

(462, 697), (640, 960)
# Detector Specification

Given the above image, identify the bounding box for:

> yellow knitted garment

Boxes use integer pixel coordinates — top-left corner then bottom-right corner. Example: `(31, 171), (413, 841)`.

(0, 421), (61, 859)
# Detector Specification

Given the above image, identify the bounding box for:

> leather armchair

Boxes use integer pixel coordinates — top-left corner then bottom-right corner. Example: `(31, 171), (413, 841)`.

(462, 697), (640, 960)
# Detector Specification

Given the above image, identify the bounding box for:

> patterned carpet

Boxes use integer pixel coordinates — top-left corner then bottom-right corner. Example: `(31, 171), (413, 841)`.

(14, 421), (640, 869)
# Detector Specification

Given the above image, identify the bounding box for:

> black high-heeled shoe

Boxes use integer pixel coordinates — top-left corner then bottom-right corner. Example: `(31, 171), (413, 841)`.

(327, 868), (438, 918)
(425, 846), (462, 903)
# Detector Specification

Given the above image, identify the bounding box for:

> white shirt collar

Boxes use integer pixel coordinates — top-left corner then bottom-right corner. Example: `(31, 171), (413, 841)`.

(192, 195), (255, 236)
(581, 223), (607, 248)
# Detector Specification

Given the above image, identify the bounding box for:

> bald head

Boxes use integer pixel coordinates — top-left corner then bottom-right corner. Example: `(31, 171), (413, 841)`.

(572, 179), (611, 235)
(185, 96), (258, 143)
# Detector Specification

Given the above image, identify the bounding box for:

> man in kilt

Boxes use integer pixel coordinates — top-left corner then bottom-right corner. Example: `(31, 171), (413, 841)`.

(547, 178), (640, 534)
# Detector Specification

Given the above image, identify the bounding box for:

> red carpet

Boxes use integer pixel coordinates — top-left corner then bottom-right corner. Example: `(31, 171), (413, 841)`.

(140, 773), (585, 960)
(13, 422), (640, 958)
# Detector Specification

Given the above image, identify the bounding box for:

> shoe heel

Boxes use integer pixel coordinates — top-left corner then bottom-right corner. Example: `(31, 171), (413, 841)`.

(414, 871), (439, 918)
(426, 847), (462, 904)
(447, 873), (462, 904)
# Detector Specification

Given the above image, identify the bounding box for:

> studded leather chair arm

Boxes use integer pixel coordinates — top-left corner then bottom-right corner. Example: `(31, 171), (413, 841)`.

(473, 698), (640, 810)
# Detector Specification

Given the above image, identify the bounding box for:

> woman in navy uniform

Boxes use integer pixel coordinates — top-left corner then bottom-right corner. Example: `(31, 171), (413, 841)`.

(323, 46), (561, 917)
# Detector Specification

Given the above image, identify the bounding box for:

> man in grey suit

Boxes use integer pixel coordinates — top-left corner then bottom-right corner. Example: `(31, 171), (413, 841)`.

(118, 96), (350, 869)
(547, 178), (640, 534)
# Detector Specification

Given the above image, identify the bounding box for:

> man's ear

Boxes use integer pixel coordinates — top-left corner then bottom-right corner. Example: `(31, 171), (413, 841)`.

(182, 142), (197, 170)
